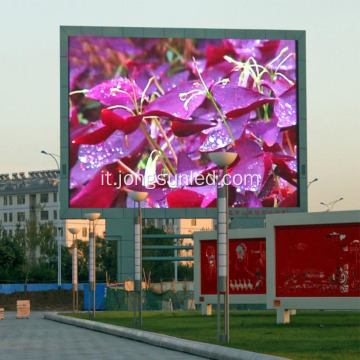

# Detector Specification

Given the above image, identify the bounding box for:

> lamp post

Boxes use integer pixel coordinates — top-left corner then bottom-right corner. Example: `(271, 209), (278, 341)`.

(41, 150), (62, 289)
(320, 198), (343, 212)
(209, 152), (237, 343)
(84, 213), (101, 318)
(128, 191), (148, 327)
(68, 227), (81, 313)
(307, 178), (318, 188)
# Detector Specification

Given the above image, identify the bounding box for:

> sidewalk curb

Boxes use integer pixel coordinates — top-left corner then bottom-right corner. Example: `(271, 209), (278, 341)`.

(44, 313), (290, 360)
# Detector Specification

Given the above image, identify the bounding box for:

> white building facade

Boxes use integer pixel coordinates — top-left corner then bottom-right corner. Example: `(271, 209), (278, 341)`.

(0, 170), (105, 246)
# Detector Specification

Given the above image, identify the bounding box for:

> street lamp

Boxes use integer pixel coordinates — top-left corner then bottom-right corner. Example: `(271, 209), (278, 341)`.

(208, 152), (237, 343)
(41, 150), (62, 289)
(320, 198), (344, 212)
(128, 191), (148, 327)
(41, 150), (60, 169)
(308, 178), (318, 188)
(84, 213), (101, 318)
(68, 227), (81, 313)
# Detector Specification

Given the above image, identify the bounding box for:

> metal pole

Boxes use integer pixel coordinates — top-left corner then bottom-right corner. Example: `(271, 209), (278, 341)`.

(58, 225), (61, 289)
(139, 203), (142, 326)
(174, 238), (178, 282)
(134, 201), (142, 326)
(41, 152), (61, 289)
(217, 165), (229, 343)
(74, 236), (78, 313)
(89, 221), (94, 317)
(72, 233), (76, 313)
(225, 178), (229, 342)
(93, 220), (96, 319)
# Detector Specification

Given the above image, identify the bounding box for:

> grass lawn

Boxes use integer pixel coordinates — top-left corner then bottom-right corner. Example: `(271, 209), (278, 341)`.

(64, 310), (360, 360)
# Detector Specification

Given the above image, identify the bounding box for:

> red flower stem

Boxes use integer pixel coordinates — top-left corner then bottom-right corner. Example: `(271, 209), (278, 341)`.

(273, 171), (283, 203)
(150, 117), (178, 165)
(285, 131), (295, 157)
(116, 159), (142, 181)
(139, 123), (176, 176)
(193, 57), (235, 143)
(140, 77), (155, 113)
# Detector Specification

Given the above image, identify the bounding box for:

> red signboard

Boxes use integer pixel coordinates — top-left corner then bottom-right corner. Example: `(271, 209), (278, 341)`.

(200, 238), (266, 295)
(275, 223), (360, 297)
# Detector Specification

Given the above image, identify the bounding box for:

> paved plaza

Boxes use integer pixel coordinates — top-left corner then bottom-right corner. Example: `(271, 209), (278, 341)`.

(0, 312), (206, 360)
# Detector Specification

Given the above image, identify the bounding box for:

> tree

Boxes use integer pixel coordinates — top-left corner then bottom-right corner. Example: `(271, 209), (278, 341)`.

(22, 217), (57, 286)
(0, 219), (57, 284)
(96, 237), (117, 282)
(178, 263), (194, 281)
(61, 236), (117, 284)
(0, 226), (26, 283)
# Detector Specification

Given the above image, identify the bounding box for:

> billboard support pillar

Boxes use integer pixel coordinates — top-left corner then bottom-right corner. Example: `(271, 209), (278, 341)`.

(85, 213), (101, 318)
(201, 303), (212, 316)
(217, 167), (230, 343)
(129, 192), (148, 327)
(277, 309), (290, 324)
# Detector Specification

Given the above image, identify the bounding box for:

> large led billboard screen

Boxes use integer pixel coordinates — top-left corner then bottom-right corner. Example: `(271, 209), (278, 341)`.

(60, 27), (306, 217)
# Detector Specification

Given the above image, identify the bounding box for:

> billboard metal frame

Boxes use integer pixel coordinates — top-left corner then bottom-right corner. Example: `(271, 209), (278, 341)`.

(60, 26), (307, 220)
(193, 228), (267, 312)
(266, 210), (360, 323)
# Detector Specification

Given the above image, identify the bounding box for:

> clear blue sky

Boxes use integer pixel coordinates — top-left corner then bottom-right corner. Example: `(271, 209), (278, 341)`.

(0, 0), (359, 212)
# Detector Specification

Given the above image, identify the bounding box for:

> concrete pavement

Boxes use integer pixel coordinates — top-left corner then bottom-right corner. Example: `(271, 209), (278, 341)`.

(0, 312), (206, 360)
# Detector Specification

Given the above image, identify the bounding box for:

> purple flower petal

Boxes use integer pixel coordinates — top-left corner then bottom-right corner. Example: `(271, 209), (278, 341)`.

(203, 61), (233, 83)
(212, 82), (275, 118)
(177, 152), (200, 173)
(144, 80), (208, 120)
(227, 39), (261, 62)
(106, 38), (143, 56)
(86, 77), (142, 107)
(245, 118), (280, 146)
(245, 191), (263, 207)
(162, 70), (190, 93)
(70, 163), (122, 208)
(69, 65), (86, 91)
(267, 40), (296, 73)
(200, 115), (248, 152)
(260, 75), (293, 98)
(70, 126), (146, 189)
(228, 138), (265, 191)
(274, 85), (297, 127)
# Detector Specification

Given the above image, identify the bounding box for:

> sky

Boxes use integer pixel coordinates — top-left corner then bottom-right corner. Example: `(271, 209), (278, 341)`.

(0, 0), (359, 212)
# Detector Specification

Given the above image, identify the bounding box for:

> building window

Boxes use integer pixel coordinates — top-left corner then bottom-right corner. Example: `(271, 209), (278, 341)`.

(40, 193), (48, 203)
(191, 219), (197, 226)
(4, 213), (7, 222)
(53, 210), (57, 220)
(40, 211), (49, 221)
(82, 227), (87, 237)
(9, 196), (12, 205)
(3, 229), (7, 237)
(9, 213), (12, 222)
(53, 193), (57, 202)
(9, 230), (13, 237)
(17, 195), (25, 205)
(17, 212), (25, 222)
(4, 196), (7, 206)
